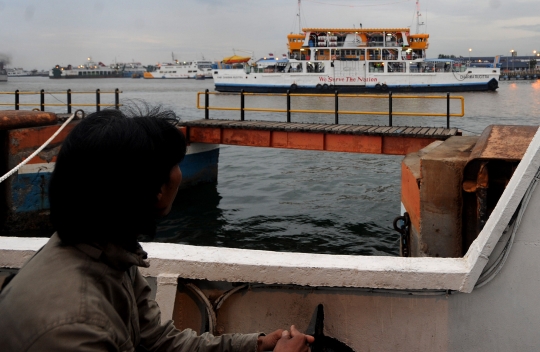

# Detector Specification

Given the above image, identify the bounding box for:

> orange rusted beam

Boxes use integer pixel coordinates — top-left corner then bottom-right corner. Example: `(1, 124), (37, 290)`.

(188, 126), (440, 155)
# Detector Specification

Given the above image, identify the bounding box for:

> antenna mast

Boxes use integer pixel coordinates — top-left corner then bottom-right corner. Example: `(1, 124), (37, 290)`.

(415, 0), (425, 34)
(298, 0), (302, 33)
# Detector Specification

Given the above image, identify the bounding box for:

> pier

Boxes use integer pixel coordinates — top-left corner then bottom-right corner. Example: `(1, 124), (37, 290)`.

(185, 90), (463, 155)
(181, 119), (459, 155)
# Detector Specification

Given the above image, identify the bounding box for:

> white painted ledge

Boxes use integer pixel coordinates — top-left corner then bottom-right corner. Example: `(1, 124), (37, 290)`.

(1, 128), (539, 293)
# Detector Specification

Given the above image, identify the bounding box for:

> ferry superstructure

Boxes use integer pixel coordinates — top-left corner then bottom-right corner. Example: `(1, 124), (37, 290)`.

(213, 27), (500, 93)
(144, 60), (213, 79)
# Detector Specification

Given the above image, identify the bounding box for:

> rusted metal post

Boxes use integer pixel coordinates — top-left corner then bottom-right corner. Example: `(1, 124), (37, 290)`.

(40, 89), (45, 111)
(447, 92), (450, 129)
(240, 89), (245, 121)
(334, 90), (339, 124)
(286, 90), (291, 123)
(476, 162), (489, 234)
(15, 90), (19, 110)
(67, 89), (72, 114)
(115, 88), (120, 110)
(96, 89), (101, 112)
(389, 91), (393, 127)
(205, 89), (209, 119)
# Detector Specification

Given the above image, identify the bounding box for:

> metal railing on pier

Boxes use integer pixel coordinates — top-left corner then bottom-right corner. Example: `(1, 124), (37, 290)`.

(0, 89), (122, 113)
(197, 90), (464, 129)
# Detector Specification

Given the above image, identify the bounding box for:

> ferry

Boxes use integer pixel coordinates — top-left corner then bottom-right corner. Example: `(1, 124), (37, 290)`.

(49, 57), (146, 79)
(7, 68), (30, 77)
(143, 60), (214, 79)
(213, 30), (500, 93)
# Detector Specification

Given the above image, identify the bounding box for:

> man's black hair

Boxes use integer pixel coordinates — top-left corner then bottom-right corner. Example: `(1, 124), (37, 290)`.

(49, 105), (187, 248)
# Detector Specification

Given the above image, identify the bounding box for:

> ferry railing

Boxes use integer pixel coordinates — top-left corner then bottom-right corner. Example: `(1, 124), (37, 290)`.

(0, 89), (122, 113)
(197, 90), (465, 129)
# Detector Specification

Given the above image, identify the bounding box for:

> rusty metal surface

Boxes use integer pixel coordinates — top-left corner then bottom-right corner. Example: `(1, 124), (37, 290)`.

(468, 125), (538, 162)
(0, 110), (58, 131)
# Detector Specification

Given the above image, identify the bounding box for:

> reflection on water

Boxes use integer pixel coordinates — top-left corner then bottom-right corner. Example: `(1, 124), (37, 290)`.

(3, 78), (540, 255)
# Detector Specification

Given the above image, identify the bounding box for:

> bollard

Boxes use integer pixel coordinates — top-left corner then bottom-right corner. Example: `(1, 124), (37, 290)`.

(15, 90), (19, 111)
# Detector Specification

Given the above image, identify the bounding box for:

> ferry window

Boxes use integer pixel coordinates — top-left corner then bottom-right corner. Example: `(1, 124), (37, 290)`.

(313, 62), (325, 73)
(368, 49), (381, 60)
(383, 49), (398, 60)
(369, 62), (384, 72)
(388, 62), (405, 73)
(359, 49), (366, 60)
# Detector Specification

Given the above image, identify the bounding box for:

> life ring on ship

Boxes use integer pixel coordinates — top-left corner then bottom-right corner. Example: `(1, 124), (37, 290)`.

(381, 84), (388, 91)
(290, 83), (298, 90)
(316, 84), (323, 89)
(322, 84), (329, 89)
(487, 78), (498, 91)
(375, 83), (382, 90)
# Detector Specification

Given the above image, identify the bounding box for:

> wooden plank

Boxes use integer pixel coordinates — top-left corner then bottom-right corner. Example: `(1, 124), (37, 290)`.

(433, 127), (445, 135)
(417, 127), (431, 136)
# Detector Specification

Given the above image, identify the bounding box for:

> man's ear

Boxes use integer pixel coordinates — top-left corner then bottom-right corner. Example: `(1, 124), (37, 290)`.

(156, 184), (166, 202)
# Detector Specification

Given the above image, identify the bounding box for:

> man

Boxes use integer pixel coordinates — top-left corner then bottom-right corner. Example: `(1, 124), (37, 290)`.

(0, 106), (314, 352)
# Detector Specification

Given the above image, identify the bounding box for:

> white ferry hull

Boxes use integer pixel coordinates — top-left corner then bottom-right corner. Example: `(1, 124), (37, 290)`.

(213, 65), (499, 93)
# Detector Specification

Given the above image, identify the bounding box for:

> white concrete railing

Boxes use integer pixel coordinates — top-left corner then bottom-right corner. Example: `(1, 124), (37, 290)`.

(1, 128), (540, 294)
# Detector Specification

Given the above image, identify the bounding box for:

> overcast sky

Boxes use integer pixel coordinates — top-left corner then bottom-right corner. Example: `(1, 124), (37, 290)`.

(1, 0), (540, 70)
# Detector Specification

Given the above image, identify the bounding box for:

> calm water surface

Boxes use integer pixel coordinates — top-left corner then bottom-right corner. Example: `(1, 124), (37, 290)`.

(3, 77), (540, 255)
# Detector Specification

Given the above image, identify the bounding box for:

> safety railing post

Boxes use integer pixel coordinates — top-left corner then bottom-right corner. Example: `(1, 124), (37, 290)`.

(15, 90), (19, 110)
(67, 89), (72, 114)
(334, 90), (339, 124)
(40, 89), (45, 111)
(389, 91), (393, 127)
(205, 89), (209, 119)
(240, 89), (245, 121)
(286, 90), (291, 123)
(115, 88), (120, 110)
(447, 92), (450, 129)
(96, 89), (101, 112)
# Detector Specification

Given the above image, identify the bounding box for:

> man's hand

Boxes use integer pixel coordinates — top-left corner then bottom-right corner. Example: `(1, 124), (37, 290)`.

(257, 329), (285, 352)
(274, 325), (315, 352)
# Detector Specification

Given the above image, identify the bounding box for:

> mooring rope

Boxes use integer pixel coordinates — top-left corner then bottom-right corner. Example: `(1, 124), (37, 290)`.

(0, 112), (77, 184)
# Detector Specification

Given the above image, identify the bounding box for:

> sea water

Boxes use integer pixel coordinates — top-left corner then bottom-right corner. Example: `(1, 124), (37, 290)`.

(2, 77), (540, 255)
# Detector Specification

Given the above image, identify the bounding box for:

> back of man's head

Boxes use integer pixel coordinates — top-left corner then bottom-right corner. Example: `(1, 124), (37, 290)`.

(49, 106), (186, 247)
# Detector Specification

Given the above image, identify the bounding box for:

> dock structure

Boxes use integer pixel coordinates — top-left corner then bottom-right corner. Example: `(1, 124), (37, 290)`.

(181, 119), (459, 155)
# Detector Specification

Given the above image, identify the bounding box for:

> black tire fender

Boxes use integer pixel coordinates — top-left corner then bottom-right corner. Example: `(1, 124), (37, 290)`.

(316, 84), (323, 89)
(290, 83), (298, 90)
(375, 83), (382, 90)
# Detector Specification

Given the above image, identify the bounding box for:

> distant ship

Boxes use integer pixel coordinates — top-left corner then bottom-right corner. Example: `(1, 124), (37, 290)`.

(49, 57), (146, 79)
(144, 60), (213, 79)
(7, 68), (30, 77)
